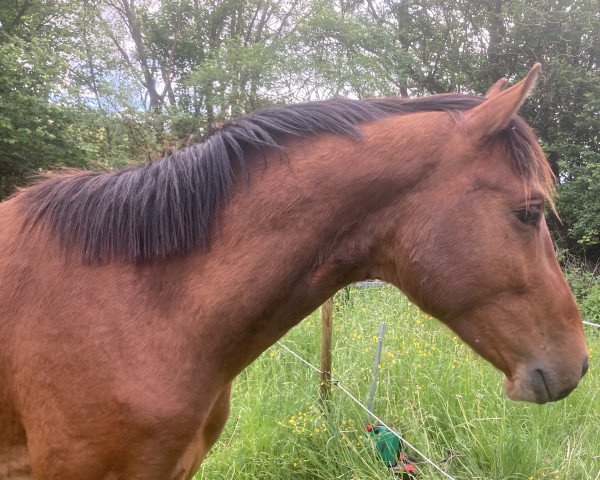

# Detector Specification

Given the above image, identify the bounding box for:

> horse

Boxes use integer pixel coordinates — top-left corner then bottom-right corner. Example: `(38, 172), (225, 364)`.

(0, 64), (588, 479)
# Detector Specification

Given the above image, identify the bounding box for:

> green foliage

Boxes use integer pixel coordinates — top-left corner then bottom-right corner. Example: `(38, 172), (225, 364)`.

(557, 156), (600, 250)
(557, 250), (600, 324)
(581, 285), (600, 322)
(557, 248), (599, 303)
(0, 7), (86, 196)
(538, 58), (600, 258)
(562, 263), (599, 302)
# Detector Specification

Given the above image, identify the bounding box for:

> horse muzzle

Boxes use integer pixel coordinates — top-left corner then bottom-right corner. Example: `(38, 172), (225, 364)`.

(503, 356), (589, 404)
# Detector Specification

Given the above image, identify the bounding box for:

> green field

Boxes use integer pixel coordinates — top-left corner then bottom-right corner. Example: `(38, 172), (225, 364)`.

(196, 285), (600, 480)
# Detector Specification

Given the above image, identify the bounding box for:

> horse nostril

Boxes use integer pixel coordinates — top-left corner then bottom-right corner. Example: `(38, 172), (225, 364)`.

(582, 358), (589, 378)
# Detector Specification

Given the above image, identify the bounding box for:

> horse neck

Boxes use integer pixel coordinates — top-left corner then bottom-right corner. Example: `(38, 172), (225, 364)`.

(181, 115), (445, 376)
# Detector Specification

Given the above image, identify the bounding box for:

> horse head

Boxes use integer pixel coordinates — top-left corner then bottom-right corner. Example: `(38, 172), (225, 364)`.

(373, 65), (588, 403)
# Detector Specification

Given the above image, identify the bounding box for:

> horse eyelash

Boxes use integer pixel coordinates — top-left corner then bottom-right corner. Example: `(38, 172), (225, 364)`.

(514, 207), (541, 225)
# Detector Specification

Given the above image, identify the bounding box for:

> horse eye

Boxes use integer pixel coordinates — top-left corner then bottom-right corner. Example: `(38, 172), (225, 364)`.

(514, 207), (541, 225)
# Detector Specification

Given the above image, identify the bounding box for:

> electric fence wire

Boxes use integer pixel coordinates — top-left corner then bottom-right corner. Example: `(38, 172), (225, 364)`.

(583, 320), (600, 328)
(276, 341), (458, 480)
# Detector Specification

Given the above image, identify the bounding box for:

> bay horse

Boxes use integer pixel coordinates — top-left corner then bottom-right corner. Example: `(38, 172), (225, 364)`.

(0, 65), (588, 479)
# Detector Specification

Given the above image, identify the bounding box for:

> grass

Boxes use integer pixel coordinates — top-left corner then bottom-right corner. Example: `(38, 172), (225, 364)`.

(196, 285), (600, 480)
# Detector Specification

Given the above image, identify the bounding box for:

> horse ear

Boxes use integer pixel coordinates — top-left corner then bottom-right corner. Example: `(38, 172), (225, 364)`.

(485, 78), (508, 97)
(466, 63), (541, 138)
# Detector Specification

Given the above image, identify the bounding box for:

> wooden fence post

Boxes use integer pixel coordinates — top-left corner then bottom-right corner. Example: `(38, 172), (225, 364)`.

(320, 296), (334, 404)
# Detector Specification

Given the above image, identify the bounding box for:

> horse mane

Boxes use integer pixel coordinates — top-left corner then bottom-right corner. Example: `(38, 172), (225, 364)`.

(18, 95), (552, 263)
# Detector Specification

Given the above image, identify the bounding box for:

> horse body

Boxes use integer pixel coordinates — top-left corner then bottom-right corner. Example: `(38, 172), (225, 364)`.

(0, 66), (589, 479)
(0, 124), (420, 478)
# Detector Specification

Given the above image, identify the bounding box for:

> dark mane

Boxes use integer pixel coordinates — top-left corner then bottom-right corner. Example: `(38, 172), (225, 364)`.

(18, 95), (550, 263)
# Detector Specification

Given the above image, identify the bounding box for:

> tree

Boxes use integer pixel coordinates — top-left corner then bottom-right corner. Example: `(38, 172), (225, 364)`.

(0, 1), (91, 196)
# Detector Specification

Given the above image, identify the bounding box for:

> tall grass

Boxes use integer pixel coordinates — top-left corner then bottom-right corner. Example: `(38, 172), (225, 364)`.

(196, 286), (600, 480)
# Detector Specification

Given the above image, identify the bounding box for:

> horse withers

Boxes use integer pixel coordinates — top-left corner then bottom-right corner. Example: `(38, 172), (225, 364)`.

(0, 64), (588, 479)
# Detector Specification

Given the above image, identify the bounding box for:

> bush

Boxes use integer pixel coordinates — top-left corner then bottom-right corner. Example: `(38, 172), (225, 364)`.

(581, 285), (600, 323)
(558, 250), (599, 302)
(563, 265), (598, 302)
